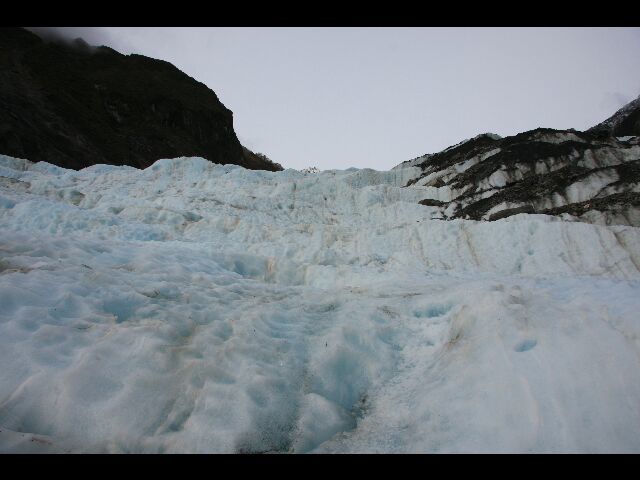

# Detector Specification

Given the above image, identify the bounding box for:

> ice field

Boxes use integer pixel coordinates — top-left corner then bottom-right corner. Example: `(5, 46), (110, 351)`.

(1, 155), (640, 453)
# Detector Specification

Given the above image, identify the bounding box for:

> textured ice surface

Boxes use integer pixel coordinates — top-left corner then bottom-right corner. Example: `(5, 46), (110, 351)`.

(1, 155), (640, 453)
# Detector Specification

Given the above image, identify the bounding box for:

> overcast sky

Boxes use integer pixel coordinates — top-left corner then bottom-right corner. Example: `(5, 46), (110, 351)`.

(28, 27), (640, 170)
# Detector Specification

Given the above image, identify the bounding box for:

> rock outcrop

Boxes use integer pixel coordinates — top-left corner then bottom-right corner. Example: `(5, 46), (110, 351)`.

(397, 125), (640, 226)
(0, 27), (282, 172)
(588, 94), (640, 138)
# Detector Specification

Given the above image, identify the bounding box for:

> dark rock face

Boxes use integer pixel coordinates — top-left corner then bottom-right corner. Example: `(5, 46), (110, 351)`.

(0, 28), (282, 172)
(398, 127), (640, 227)
(588, 95), (640, 138)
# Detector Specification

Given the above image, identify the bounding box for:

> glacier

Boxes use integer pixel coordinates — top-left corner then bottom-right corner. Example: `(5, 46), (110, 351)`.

(1, 154), (640, 453)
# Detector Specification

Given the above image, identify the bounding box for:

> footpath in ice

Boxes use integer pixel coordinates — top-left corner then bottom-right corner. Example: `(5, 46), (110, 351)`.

(1, 154), (640, 453)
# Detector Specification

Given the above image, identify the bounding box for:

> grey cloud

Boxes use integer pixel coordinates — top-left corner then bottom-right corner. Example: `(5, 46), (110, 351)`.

(24, 27), (126, 53)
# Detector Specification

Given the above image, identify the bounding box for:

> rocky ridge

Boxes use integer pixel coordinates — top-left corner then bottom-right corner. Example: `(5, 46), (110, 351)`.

(0, 27), (282, 172)
(397, 101), (640, 227)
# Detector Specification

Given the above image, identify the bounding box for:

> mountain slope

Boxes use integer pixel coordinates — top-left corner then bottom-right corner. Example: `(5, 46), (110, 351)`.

(588, 94), (640, 137)
(395, 127), (640, 226)
(0, 27), (282, 171)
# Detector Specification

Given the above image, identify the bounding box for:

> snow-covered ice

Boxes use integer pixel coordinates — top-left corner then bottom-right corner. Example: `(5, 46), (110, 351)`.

(1, 154), (640, 453)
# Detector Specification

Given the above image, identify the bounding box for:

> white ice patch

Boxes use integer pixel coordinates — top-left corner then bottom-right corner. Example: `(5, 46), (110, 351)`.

(564, 170), (619, 204)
